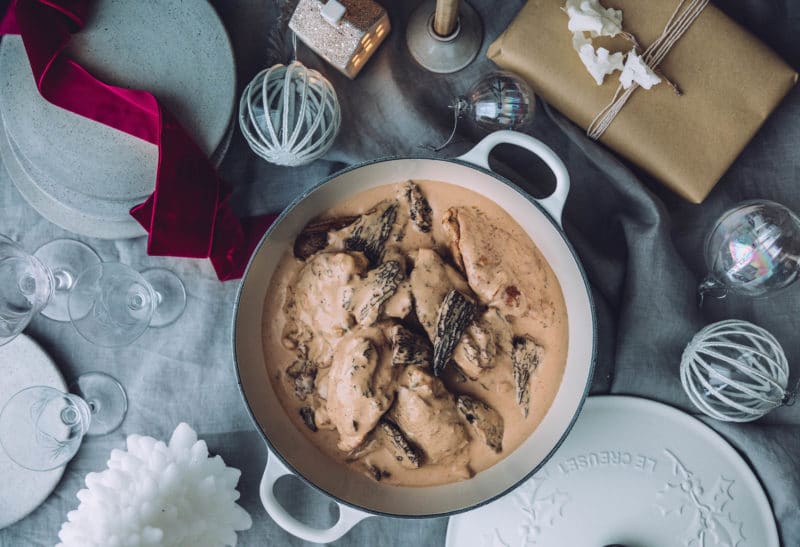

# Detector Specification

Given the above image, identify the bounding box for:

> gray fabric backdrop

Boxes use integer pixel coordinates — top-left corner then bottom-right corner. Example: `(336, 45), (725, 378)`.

(1, 0), (799, 545)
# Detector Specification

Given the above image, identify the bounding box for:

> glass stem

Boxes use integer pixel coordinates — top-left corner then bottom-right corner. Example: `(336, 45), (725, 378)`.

(52, 269), (74, 292)
(64, 393), (92, 437)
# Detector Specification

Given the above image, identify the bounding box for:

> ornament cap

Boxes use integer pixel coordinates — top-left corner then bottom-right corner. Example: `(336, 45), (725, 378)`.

(697, 275), (727, 307)
(320, 0), (346, 25)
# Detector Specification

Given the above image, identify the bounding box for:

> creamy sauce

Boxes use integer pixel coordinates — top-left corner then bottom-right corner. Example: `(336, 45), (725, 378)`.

(262, 180), (568, 487)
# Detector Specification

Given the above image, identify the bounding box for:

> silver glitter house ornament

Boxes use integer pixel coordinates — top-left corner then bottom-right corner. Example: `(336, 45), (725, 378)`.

(289, 0), (390, 79)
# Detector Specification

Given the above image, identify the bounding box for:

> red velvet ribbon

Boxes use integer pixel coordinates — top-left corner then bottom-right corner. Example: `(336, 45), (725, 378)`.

(0, 0), (276, 280)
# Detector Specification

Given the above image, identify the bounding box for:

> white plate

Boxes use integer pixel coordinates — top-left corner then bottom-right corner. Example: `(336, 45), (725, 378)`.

(446, 396), (779, 547)
(0, 335), (67, 530)
(0, 96), (234, 240)
(0, 117), (147, 239)
(0, 0), (235, 237)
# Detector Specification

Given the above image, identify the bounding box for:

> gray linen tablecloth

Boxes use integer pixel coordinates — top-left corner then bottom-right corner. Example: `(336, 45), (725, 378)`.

(1, 1), (799, 545)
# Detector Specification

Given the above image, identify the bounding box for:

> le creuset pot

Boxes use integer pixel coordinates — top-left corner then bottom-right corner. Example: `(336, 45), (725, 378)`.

(233, 131), (596, 543)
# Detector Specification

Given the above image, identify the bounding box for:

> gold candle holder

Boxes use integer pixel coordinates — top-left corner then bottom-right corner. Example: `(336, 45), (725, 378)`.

(434, 0), (461, 37)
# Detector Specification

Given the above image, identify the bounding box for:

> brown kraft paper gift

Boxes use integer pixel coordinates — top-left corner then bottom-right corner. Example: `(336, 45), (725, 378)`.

(487, 0), (798, 203)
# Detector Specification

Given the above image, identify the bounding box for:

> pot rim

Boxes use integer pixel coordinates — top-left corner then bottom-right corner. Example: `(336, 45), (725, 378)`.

(231, 154), (598, 519)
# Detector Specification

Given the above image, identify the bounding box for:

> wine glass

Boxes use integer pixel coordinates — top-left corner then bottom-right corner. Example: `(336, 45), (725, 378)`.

(0, 236), (99, 345)
(0, 372), (127, 471)
(34, 239), (101, 321)
(68, 262), (186, 347)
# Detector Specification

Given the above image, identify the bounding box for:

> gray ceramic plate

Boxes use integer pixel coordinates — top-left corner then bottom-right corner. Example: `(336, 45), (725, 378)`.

(0, 335), (67, 530)
(0, 0), (235, 237)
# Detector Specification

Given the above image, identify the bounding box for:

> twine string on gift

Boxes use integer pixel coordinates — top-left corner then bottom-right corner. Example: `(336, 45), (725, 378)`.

(586, 0), (709, 140)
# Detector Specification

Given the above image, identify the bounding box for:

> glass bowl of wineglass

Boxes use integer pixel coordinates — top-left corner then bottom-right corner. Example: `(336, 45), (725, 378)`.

(0, 236), (99, 346)
(0, 371), (127, 471)
(68, 263), (186, 347)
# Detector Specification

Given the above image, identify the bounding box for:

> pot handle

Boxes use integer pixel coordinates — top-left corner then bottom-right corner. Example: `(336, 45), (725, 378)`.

(259, 452), (371, 544)
(456, 130), (570, 227)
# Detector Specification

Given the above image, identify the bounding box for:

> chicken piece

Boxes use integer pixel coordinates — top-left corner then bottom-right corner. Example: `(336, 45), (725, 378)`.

(315, 365), (331, 401)
(456, 395), (504, 453)
(382, 280), (413, 320)
(512, 335), (543, 417)
(387, 324), (432, 368)
(401, 181), (432, 233)
(282, 252), (368, 367)
(329, 200), (399, 266)
(327, 328), (396, 452)
(409, 248), (472, 341)
(310, 366), (336, 431)
(452, 307), (513, 379)
(432, 290), (476, 376)
(443, 207), (555, 323)
(389, 367), (469, 465)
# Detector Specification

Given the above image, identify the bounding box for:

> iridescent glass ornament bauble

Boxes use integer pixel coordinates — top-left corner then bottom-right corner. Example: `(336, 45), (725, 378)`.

(698, 200), (800, 301)
(455, 71), (535, 131)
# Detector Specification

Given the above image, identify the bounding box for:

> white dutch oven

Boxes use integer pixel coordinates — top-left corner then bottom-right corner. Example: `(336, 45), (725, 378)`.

(232, 131), (596, 543)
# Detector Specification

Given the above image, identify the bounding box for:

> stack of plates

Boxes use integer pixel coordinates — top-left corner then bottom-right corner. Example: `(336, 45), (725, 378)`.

(0, 0), (236, 239)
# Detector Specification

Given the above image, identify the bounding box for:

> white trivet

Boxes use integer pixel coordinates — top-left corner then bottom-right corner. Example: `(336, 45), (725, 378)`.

(446, 396), (778, 547)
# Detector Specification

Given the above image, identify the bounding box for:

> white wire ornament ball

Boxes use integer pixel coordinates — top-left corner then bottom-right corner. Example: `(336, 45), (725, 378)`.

(239, 62), (341, 167)
(680, 319), (790, 422)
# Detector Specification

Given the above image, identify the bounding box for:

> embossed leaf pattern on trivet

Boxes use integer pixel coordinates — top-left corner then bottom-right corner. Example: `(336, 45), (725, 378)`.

(656, 449), (745, 547)
(486, 469), (570, 546)
(481, 528), (511, 547)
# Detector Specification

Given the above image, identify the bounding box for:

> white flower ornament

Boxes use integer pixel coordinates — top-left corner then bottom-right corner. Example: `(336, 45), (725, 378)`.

(56, 423), (252, 547)
(565, 0), (663, 90)
(564, 0), (622, 37)
(620, 50), (662, 90)
(572, 32), (625, 86)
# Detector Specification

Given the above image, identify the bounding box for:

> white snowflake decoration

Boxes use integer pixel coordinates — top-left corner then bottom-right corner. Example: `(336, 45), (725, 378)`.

(573, 32), (625, 86)
(565, 0), (662, 90)
(56, 423), (252, 547)
(620, 50), (662, 89)
(564, 0), (622, 37)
